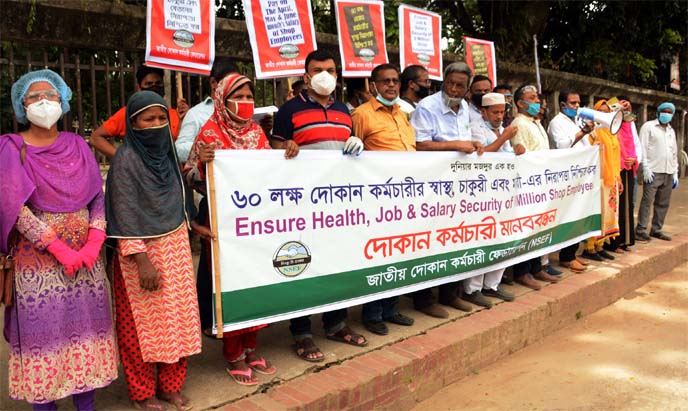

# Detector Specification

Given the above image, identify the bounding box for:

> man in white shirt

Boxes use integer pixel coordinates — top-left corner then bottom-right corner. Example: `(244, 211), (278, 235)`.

(175, 58), (238, 161)
(462, 92), (523, 308)
(635, 102), (680, 241)
(398, 65), (431, 116)
(509, 84), (561, 290)
(547, 91), (594, 274)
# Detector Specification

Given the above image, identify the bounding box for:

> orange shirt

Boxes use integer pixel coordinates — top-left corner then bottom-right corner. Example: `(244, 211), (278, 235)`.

(102, 106), (181, 140)
(351, 98), (416, 151)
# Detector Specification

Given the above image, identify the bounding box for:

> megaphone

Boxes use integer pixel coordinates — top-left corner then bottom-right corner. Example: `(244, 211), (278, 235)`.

(576, 108), (623, 134)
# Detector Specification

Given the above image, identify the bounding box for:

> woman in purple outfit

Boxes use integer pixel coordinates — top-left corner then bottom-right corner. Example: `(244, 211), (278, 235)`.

(0, 69), (117, 410)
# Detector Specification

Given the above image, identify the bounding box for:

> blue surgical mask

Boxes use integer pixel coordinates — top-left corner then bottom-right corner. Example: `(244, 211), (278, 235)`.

(658, 112), (673, 124)
(520, 100), (541, 116)
(484, 120), (500, 130)
(562, 106), (577, 119)
(376, 94), (400, 107)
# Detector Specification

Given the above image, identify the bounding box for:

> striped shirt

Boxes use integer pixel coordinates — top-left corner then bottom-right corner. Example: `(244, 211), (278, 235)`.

(272, 90), (352, 148)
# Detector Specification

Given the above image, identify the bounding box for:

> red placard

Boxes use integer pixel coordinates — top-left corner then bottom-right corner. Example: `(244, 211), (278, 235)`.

(335, 0), (389, 77)
(463, 37), (497, 86)
(243, 0), (317, 79)
(398, 5), (442, 81)
(145, 0), (215, 75)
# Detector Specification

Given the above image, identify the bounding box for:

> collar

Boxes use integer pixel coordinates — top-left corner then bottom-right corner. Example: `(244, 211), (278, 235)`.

(301, 89), (334, 108)
(556, 111), (576, 124)
(439, 93), (465, 115)
(370, 96), (398, 114)
(203, 96), (213, 105)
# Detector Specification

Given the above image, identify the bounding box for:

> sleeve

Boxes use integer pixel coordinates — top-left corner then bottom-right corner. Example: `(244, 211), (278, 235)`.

(118, 238), (147, 256)
(410, 105), (437, 143)
(176, 106), (203, 162)
(509, 118), (527, 149)
(169, 109), (181, 140)
(271, 106), (294, 142)
(351, 108), (368, 141)
(632, 122), (643, 164)
(547, 118), (574, 149)
(638, 122), (651, 165)
(101, 107), (127, 138)
(14, 206), (58, 250)
(470, 123), (487, 146)
(88, 190), (107, 232)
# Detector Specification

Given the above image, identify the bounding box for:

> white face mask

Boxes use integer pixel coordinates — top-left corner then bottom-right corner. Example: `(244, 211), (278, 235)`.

(25, 99), (62, 129)
(309, 71), (337, 96)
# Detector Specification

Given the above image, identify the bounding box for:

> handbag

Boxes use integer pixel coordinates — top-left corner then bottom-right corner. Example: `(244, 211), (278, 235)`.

(0, 141), (26, 307)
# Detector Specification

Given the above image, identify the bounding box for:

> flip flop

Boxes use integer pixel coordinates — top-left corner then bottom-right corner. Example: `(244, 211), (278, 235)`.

(326, 326), (368, 347)
(247, 357), (277, 375)
(226, 367), (259, 386)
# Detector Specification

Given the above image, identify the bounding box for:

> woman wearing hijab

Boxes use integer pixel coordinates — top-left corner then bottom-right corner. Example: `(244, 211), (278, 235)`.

(106, 91), (201, 410)
(185, 73), (298, 386)
(581, 99), (622, 262)
(0, 69), (117, 410)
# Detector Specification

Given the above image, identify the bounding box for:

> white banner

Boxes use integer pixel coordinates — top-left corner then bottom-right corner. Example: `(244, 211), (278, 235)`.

(209, 148), (601, 331)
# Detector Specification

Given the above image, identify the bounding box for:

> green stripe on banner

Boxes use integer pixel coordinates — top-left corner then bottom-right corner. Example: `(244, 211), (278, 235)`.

(218, 215), (600, 324)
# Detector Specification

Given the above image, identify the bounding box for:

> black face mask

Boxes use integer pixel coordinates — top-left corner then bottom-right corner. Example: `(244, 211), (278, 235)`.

(415, 84), (431, 99)
(471, 93), (485, 108)
(142, 85), (165, 97)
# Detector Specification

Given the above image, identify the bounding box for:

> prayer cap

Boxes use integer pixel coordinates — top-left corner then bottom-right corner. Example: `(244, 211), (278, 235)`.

(481, 92), (506, 107)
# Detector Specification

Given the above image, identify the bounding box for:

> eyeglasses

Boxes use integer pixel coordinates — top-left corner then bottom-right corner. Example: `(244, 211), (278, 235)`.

(375, 78), (401, 85)
(25, 89), (60, 102)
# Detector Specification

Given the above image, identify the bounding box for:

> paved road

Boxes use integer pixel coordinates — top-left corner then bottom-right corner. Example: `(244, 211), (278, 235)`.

(412, 263), (688, 411)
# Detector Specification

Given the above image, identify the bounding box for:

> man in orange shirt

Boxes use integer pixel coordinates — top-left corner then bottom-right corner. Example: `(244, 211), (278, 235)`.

(90, 66), (189, 159)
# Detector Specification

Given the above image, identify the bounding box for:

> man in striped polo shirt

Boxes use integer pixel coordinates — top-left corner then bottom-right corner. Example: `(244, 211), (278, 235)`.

(272, 49), (367, 363)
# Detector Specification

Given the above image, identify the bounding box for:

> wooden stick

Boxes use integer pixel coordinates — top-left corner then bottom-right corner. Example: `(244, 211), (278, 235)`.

(207, 161), (224, 338)
(364, 77), (370, 93)
(599, 143), (605, 234)
(176, 72), (184, 101)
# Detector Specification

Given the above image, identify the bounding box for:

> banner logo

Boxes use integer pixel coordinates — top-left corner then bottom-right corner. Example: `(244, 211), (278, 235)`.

(272, 241), (312, 277)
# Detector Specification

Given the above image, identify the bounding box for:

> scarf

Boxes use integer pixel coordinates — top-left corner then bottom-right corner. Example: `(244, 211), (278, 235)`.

(185, 74), (270, 182)
(617, 121), (639, 176)
(0, 132), (102, 253)
(105, 91), (190, 238)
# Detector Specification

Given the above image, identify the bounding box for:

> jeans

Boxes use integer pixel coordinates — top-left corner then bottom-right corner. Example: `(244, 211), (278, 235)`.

(362, 297), (399, 322)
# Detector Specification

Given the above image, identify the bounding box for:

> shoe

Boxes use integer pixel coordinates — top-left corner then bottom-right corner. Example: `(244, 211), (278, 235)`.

(575, 258), (590, 266)
(515, 273), (542, 290)
(417, 304), (449, 319)
(650, 231), (672, 241)
(533, 270), (561, 283)
(581, 251), (604, 261)
(597, 250), (615, 260)
(635, 232), (651, 242)
(462, 291), (493, 309)
(544, 264), (563, 276)
(501, 275), (514, 285)
(384, 313), (415, 326)
(440, 297), (473, 312)
(560, 260), (586, 273)
(483, 286), (515, 302)
(363, 320), (388, 335)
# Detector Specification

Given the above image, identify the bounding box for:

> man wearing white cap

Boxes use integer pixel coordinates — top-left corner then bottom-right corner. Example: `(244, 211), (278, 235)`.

(462, 92), (523, 307)
(635, 102), (679, 241)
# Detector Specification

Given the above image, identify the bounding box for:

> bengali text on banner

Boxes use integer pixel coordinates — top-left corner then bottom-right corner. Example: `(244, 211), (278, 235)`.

(208, 147), (602, 331)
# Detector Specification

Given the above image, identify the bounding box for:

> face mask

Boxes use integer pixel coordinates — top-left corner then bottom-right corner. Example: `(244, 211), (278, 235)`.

(562, 106), (577, 119)
(442, 91), (463, 108)
(520, 100), (541, 116)
(142, 85), (165, 97)
(471, 93), (485, 108)
(416, 84), (431, 99)
(376, 94), (400, 107)
(309, 71), (337, 96)
(228, 100), (255, 121)
(658, 112), (673, 124)
(484, 120), (500, 130)
(25, 99), (63, 129)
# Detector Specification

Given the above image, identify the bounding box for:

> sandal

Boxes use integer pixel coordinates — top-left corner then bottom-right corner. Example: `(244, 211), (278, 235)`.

(133, 397), (168, 411)
(246, 356), (277, 375)
(157, 392), (192, 411)
(226, 366), (259, 386)
(293, 337), (325, 362)
(326, 326), (368, 347)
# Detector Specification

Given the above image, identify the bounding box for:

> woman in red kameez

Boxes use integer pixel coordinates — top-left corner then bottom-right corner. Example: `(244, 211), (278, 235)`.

(185, 74), (298, 385)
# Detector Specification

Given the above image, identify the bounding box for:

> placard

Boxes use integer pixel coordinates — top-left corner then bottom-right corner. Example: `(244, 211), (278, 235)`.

(399, 5), (442, 81)
(464, 36), (497, 86)
(145, 0), (215, 75)
(335, 0), (389, 77)
(243, 0), (317, 79)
